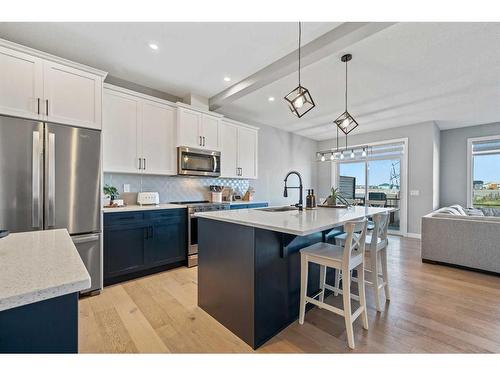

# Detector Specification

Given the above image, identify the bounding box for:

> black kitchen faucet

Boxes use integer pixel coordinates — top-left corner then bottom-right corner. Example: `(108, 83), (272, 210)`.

(283, 170), (303, 211)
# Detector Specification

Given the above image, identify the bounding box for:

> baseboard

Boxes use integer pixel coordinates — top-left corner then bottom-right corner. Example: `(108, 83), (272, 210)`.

(422, 258), (500, 277)
(406, 232), (421, 239)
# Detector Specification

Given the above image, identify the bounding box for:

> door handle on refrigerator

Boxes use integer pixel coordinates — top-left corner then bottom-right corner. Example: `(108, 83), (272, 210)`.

(72, 233), (100, 244)
(32, 131), (41, 228)
(48, 132), (56, 228)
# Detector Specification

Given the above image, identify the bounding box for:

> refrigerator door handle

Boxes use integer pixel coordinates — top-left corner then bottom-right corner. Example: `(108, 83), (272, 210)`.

(72, 233), (100, 244)
(32, 131), (41, 228)
(48, 132), (56, 228)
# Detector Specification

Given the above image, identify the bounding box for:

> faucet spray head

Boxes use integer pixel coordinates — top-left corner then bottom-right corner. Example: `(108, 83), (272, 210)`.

(283, 183), (288, 198)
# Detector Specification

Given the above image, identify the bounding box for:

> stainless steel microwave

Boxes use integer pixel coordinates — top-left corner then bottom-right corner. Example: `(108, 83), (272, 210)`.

(177, 147), (221, 177)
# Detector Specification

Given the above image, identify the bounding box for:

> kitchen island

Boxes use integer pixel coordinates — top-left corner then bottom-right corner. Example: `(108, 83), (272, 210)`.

(0, 229), (90, 353)
(195, 205), (393, 349)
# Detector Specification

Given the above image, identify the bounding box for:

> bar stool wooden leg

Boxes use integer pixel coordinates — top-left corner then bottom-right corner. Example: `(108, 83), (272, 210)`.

(357, 263), (369, 330)
(380, 248), (390, 301)
(299, 254), (308, 325)
(342, 267), (355, 349)
(319, 265), (327, 304)
(371, 250), (382, 312)
(334, 270), (341, 296)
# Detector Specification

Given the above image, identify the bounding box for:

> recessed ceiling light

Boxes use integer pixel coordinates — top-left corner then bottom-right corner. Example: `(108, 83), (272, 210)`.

(224, 76), (231, 82)
(268, 96), (275, 102)
(148, 43), (159, 50)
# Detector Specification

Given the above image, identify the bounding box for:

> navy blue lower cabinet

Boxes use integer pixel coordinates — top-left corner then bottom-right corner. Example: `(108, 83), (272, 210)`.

(230, 202), (268, 210)
(104, 208), (187, 285)
(145, 216), (187, 266)
(104, 222), (147, 278)
(0, 293), (78, 353)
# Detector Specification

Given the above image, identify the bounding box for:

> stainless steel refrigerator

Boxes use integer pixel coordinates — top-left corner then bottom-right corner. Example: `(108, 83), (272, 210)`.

(0, 115), (101, 294)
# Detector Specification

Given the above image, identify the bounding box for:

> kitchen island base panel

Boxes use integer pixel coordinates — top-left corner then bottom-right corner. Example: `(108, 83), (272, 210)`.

(0, 293), (78, 353)
(198, 218), (337, 349)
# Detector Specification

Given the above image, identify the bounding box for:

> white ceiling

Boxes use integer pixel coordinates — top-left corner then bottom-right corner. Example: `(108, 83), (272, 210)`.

(218, 23), (500, 140)
(0, 22), (338, 98)
(0, 22), (498, 140)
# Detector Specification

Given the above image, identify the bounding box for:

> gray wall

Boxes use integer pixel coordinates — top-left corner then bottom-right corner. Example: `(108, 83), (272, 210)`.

(317, 121), (440, 234)
(440, 122), (500, 207)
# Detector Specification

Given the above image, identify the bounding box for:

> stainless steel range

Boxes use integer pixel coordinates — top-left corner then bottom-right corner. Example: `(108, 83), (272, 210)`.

(170, 200), (230, 267)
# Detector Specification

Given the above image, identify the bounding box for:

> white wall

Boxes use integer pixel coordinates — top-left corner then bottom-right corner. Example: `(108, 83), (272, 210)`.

(252, 123), (319, 206)
(440, 121), (500, 207)
(317, 121), (440, 235)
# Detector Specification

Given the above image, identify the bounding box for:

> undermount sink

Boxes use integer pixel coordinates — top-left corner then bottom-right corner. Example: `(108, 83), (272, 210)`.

(256, 206), (299, 212)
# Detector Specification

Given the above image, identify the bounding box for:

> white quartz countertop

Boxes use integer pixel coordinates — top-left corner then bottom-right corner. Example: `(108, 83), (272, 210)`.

(103, 203), (186, 213)
(195, 206), (395, 236)
(0, 229), (91, 312)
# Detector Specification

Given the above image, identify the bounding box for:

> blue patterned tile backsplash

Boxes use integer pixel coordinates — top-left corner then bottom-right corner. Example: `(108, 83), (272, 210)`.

(104, 173), (250, 203)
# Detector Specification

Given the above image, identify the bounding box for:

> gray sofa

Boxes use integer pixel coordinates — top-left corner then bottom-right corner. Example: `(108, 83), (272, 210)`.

(421, 205), (500, 274)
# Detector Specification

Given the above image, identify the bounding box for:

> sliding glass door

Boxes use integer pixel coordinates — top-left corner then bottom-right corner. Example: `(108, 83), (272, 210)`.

(333, 141), (407, 235)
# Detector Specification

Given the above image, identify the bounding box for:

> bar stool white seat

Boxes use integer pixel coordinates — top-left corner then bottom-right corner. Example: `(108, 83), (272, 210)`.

(335, 212), (390, 312)
(298, 218), (369, 349)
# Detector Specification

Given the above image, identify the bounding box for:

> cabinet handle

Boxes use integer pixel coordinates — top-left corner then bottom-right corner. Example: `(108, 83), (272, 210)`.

(143, 158), (146, 170)
(199, 136), (202, 146)
(37, 98), (40, 115)
(138, 158), (142, 170)
(203, 136), (206, 146)
(45, 99), (49, 116)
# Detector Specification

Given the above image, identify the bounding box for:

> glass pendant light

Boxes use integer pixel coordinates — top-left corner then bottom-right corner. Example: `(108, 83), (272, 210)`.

(284, 22), (315, 118)
(350, 149), (355, 159)
(334, 54), (359, 135)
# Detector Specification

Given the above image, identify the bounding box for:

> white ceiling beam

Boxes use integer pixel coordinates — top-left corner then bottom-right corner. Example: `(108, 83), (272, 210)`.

(209, 22), (397, 111)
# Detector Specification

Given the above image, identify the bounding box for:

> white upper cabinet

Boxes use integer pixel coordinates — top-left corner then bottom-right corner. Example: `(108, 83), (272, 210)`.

(200, 114), (220, 149)
(0, 46), (43, 120)
(103, 89), (140, 174)
(140, 101), (176, 175)
(43, 61), (102, 129)
(0, 39), (106, 129)
(220, 120), (259, 179)
(176, 105), (221, 150)
(220, 121), (239, 178)
(238, 126), (258, 179)
(103, 85), (177, 176)
(177, 107), (202, 148)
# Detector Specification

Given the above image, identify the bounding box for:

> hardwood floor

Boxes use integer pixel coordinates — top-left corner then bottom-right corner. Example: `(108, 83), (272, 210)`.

(79, 236), (500, 353)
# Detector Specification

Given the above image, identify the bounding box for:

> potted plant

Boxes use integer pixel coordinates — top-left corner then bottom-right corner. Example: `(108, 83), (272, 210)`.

(103, 184), (119, 205)
(324, 187), (349, 207)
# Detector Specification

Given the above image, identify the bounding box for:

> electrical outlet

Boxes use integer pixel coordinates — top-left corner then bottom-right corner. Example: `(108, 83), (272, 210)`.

(123, 184), (130, 193)
(410, 190), (420, 196)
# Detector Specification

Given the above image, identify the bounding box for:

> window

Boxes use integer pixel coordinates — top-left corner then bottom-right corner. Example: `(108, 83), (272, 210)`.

(468, 136), (500, 208)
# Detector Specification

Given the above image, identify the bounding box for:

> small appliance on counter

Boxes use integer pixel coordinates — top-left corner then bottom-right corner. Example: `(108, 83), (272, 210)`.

(137, 192), (160, 206)
(210, 185), (223, 203)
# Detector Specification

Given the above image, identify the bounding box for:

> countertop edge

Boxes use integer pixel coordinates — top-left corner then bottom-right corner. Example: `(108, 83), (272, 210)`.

(0, 277), (90, 312)
(103, 204), (187, 213)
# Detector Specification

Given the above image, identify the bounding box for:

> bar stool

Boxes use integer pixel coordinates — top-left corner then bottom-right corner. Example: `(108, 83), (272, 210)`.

(298, 218), (369, 349)
(335, 212), (390, 312)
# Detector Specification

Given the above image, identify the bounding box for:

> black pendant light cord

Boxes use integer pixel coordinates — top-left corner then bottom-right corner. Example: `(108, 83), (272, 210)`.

(298, 21), (301, 86)
(344, 57), (348, 112)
